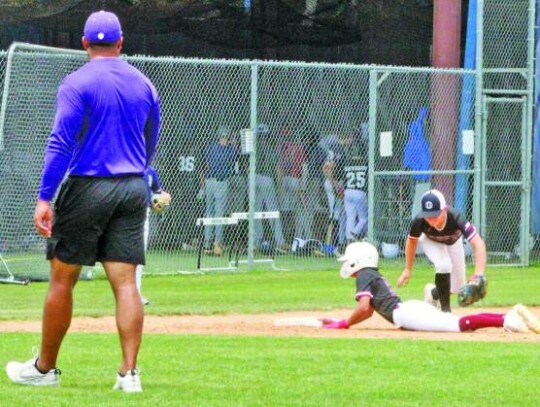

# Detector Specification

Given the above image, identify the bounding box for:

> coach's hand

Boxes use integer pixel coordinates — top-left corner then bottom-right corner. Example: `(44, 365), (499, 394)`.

(397, 269), (412, 288)
(34, 199), (53, 238)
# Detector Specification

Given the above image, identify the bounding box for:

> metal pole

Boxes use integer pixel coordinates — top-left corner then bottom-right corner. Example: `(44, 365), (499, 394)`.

(474, 0), (485, 238)
(247, 64), (258, 269)
(367, 70), (378, 243)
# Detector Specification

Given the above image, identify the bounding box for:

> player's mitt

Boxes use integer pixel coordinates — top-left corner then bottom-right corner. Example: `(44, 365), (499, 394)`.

(151, 192), (171, 214)
(457, 275), (487, 307)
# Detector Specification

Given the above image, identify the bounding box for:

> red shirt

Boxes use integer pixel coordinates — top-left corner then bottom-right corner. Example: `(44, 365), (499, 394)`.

(278, 142), (306, 178)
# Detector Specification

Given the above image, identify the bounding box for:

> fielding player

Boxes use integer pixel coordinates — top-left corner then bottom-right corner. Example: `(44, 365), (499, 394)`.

(322, 242), (540, 334)
(5, 10), (160, 392)
(397, 189), (487, 313)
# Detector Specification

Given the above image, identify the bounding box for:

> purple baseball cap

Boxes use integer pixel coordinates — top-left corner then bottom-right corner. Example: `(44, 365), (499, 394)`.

(83, 11), (122, 43)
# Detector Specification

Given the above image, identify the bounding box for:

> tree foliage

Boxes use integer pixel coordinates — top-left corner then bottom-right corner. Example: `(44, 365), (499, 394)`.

(0, 0), (434, 65)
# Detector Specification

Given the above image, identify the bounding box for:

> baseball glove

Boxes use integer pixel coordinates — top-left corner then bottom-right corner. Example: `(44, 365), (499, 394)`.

(151, 192), (171, 214)
(457, 275), (487, 307)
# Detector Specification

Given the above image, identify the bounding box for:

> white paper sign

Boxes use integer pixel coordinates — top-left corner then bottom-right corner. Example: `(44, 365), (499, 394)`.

(240, 128), (254, 154)
(379, 131), (393, 157)
(462, 129), (474, 155)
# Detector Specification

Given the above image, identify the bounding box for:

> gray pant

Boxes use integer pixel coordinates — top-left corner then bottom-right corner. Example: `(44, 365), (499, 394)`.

(254, 175), (285, 246)
(324, 178), (346, 245)
(295, 178), (320, 240)
(280, 176), (304, 239)
(204, 178), (228, 245)
(344, 189), (368, 240)
(228, 175), (248, 214)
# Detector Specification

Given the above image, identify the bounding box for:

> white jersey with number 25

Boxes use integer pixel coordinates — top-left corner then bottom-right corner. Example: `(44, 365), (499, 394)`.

(344, 165), (367, 191)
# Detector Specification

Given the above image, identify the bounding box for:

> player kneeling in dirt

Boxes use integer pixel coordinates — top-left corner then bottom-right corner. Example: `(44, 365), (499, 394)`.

(321, 242), (540, 334)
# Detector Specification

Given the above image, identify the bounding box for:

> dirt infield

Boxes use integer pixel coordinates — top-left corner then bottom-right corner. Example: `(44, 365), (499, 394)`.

(1, 307), (539, 343)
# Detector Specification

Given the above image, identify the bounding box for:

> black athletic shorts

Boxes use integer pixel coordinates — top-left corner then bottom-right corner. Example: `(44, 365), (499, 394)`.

(47, 175), (147, 266)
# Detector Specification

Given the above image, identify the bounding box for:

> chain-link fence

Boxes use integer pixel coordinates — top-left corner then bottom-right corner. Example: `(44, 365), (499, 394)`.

(0, 44), (474, 280)
(0, 11), (536, 280)
(0, 51), (5, 146)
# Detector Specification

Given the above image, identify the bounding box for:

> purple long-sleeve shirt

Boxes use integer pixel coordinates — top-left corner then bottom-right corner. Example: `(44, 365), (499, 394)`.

(38, 57), (161, 201)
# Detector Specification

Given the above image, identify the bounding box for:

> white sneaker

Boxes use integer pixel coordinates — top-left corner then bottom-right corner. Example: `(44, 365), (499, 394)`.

(423, 283), (438, 308)
(5, 357), (60, 386)
(503, 309), (529, 333)
(514, 304), (540, 334)
(112, 369), (142, 393)
(140, 296), (150, 306)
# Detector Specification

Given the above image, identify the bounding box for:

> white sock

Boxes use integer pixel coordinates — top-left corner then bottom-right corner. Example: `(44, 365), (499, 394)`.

(135, 265), (143, 294)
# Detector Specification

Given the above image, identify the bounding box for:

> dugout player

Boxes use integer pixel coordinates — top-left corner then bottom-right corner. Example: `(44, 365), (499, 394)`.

(202, 126), (238, 256)
(160, 122), (202, 249)
(6, 11), (160, 392)
(397, 189), (487, 313)
(254, 124), (287, 252)
(321, 134), (347, 252)
(341, 137), (368, 242)
(321, 242), (540, 334)
(277, 125), (306, 243)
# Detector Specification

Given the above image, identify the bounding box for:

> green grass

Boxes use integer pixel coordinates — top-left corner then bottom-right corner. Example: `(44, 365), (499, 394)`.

(1, 263), (539, 320)
(0, 248), (343, 280)
(1, 333), (539, 407)
(1, 264), (540, 406)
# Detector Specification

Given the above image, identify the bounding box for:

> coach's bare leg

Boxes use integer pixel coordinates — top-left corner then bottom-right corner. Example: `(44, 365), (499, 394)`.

(38, 258), (82, 371)
(103, 261), (143, 374)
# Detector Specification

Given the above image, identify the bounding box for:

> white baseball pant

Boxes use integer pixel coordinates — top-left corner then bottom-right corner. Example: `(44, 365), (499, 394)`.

(136, 208), (151, 293)
(393, 300), (461, 332)
(418, 234), (467, 294)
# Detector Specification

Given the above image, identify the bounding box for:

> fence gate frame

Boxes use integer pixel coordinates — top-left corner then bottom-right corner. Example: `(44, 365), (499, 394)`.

(476, 0), (535, 266)
(480, 95), (531, 265)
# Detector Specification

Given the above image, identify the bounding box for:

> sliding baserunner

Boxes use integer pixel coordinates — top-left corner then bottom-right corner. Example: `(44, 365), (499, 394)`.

(321, 242), (540, 334)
